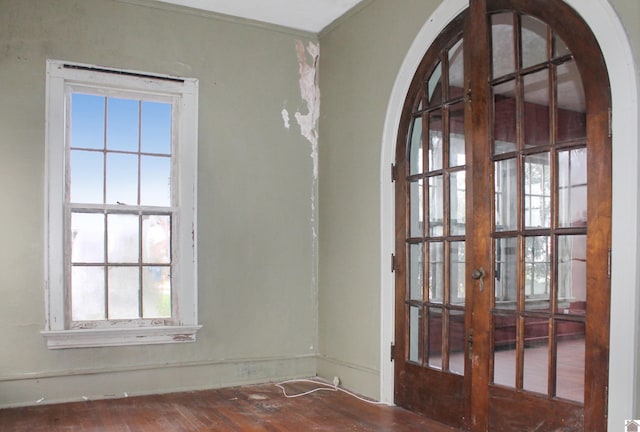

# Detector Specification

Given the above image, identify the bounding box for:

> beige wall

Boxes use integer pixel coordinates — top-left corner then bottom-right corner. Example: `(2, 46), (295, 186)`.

(0, 0), (318, 406)
(317, 0), (446, 397)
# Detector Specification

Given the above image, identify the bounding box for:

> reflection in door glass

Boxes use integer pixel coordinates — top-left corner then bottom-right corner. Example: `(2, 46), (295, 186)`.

(557, 235), (587, 314)
(409, 243), (424, 301)
(429, 110), (444, 171)
(450, 171), (466, 236)
(524, 236), (551, 311)
(429, 175), (444, 236)
(521, 15), (548, 69)
(449, 309), (465, 375)
(448, 39), (464, 99)
(493, 80), (517, 154)
(429, 242), (444, 303)
(409, 306), (422, 363)
(427, 63), (443, 106)
(450, 242), (466, 305)
(523, 70), (550, 148)
(557, 60), (586, 141)
(493, 315), (516, 388)
(556, 321), (585, 402)
(524, 153), (551, 228)
(409, 179), (424, 237)
(523, 318), (549, 395)
(449, 103), (465, 167)
(495, 237), (517, 309)
(558, 149), (587, 227)
(428, 307), (443, 369)
(495, 159), (517, 232)
(409, 116), (423, 175)
(491, 13), (515, 78)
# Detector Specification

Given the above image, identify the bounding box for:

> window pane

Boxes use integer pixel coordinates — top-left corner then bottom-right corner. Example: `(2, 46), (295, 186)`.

(428, 110), (443, 171)
(143, 266), (171, 318)
(448, 39), (464, 99)
(449, 102), (465, 167)
(495, 237), (517, 309)
(429, 242), (444, 303)
(408, 243), (423, 301)
(524, 236), (551, 311)
(142, 215), (171, 264)
(108, 266), (139, 319)
(140, 155), (171, 207)
(450, 171), (466, 235)
(106, 153), (138, 205)
(450, 241), (465, 305)
(409, 116), (423, 175)
(553, 33), (571, 58)
(427, 62), (442, 106)
(557, 235), (587, 315)
(492, 13), (515, 78)
(429, 175), (444, 236)
(71, 94), (105, 150)
(523, 318), (549, 395)
(558, 148), (587, 227)
(494, 80), (517, 154)
(449, 310), (465, 375)
(71, 212), (105, 263)
(556, 321), (585, 402)
(428, 307), (443, 369)
(141, 101), (172, 155)
(408, 306), (422, 363)
(107, 98), (139, 152)
(409, 179), (424, 237)
(495, 158), (517, 231)
(107, 214), (139, 263)
(493, 314), (517, 387)
(521, 15), (548, 69)
(72, 266), (105, 321)
(70, 150), (104, 204)
(557, 60), (586, 141)
(524, 153), (551, 228)
(523, 70), (550, 148)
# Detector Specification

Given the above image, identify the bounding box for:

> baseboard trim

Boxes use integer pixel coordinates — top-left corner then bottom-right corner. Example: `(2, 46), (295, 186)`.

(0, 355), (316, 408)
(316, 355), (379, 400)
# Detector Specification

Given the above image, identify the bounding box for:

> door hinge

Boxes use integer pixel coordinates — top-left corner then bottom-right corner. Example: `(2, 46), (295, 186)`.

(391, 254), (397, 272)
(607, 248), (612, 279)
(390, 342), (396, 362)
(391, 163), (398, 182)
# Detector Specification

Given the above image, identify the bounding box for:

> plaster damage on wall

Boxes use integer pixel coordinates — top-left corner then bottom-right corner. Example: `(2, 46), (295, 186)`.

(294, 40), (320, 180)
(293, 39), (320, 351)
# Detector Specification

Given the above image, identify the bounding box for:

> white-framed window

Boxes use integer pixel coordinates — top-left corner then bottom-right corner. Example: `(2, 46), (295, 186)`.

(42, 60), (200, 349)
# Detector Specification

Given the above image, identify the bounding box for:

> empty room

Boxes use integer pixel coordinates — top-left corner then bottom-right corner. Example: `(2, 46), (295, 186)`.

(0, 0), (639, 430)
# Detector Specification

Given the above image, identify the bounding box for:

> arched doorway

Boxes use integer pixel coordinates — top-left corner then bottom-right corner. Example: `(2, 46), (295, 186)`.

(390, 0), (614, 430)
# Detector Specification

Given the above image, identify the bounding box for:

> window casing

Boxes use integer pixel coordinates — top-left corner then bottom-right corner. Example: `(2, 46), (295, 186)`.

(43, 60), (200, 349)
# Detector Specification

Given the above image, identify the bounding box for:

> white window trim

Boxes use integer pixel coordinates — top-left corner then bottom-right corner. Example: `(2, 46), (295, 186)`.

(42, 60), (201, 349)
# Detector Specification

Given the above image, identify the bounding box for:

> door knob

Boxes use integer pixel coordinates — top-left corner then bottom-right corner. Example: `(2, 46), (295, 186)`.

(471, 267), (486, 291)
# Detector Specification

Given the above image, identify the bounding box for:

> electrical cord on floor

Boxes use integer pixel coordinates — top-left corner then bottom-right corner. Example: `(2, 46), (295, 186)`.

(275, 378), (389, 406)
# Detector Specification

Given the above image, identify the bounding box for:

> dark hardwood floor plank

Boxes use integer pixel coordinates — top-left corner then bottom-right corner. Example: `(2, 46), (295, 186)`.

(0, 380), (460, 431)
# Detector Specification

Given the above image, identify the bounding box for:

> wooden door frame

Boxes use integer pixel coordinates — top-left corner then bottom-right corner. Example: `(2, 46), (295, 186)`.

(380, 1), (639, 429)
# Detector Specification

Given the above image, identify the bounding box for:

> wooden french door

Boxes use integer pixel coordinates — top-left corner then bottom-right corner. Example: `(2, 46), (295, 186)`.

(393, 1), (611, 431)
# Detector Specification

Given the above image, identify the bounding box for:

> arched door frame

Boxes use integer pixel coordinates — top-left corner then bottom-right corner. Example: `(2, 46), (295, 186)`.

(379, 0), (639, 429)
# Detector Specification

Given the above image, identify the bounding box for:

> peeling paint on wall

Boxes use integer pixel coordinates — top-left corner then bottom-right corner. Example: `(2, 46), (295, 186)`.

(293, 40), (320, 180)
(281, 108), (291, 129)
(293, 39), (320, 351)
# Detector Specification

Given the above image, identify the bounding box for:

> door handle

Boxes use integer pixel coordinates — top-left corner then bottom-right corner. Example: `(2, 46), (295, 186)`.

(471, 267), (486, 291)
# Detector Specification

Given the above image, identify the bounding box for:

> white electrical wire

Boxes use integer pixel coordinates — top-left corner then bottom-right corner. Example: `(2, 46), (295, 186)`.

(275, 378), (388, 406)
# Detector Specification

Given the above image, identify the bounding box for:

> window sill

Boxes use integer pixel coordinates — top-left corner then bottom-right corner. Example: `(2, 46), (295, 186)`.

(41, 325), (202, 349)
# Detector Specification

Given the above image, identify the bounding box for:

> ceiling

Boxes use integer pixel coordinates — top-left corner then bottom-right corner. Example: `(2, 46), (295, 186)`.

(151, 0), (366, 33)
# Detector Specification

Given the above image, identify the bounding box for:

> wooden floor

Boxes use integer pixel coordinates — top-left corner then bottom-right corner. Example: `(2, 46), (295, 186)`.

(0, 380), (460, 431)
